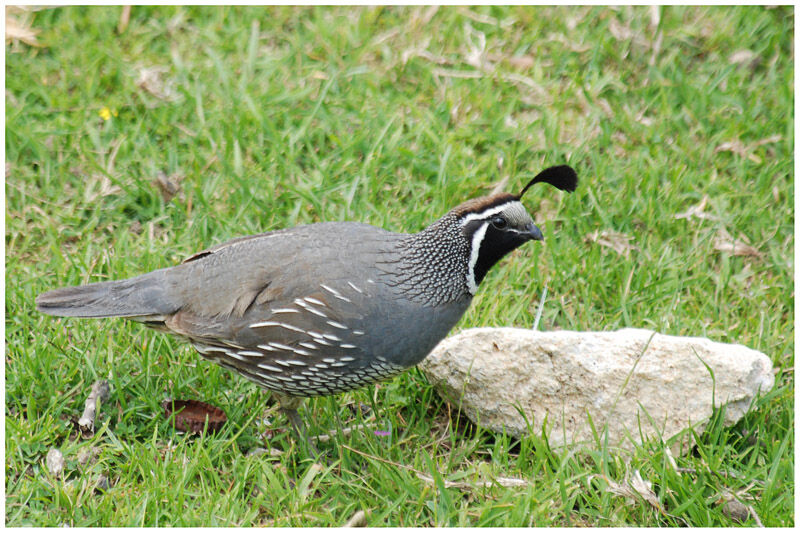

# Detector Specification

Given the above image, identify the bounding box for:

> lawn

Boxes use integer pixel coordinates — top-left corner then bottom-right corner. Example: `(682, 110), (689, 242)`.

(5, 5), (793, 526)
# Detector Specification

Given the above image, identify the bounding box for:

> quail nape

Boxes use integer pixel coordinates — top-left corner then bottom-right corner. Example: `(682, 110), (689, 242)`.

(36, 164), (578, 442)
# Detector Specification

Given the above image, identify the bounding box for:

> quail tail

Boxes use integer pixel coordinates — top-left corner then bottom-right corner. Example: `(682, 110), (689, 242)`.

(36, 269), (179, 319)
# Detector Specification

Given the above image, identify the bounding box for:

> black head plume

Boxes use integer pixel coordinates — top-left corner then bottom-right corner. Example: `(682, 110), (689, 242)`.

(517, 165), (578, 198)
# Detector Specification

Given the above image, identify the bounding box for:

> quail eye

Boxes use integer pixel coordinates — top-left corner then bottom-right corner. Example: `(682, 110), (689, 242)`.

(491, 216), (508, 229)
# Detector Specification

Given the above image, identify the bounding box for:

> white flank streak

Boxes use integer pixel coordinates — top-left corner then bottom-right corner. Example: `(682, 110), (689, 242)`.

(339, 344), (357, 349)
(320, 284), (340, 296)
(339, 356), (356, 362)
(292, 348), (312, 356)
(303, 297), (326, 307)
(322, 358), (336, 363)
(321, 284), (352, 303)
(197, 346), (229, 354)
(322, 333), (343, 342)
(268, 342), (294, 351)
(347, 282), (364, 293)
(296, 300), (328, 318)
(271, 308), (299, 314)
(226, 352), (249, 362)
(313, 338), (333, 346)
(299, 342), (318, 350)
(326, 320), (348, 330)
(466, 221), (489, 295)
(257, 344), (277, 352)
(286, 360), (306, 366)
(250, 321), (306, 334)
(221, 340), (246, 349)
(249, 321), (280, 328)
(275, 360), (291, 367)
(238, 351), (263, 357)
(257, 363), (282, 372)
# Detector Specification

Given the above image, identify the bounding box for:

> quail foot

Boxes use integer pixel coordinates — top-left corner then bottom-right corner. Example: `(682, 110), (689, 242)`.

(36, 165), (578, 445)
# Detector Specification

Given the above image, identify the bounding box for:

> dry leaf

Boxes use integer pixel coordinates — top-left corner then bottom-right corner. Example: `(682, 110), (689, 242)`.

(458, 7), (515, 28)
(649, 5), (661, 29)
(5, 14), (40, 47)
(714, 228), (762, 258)
(608, 17), (635, 41)
(163, 399), (227, 434)
(715, 136), (781, 164)
(589, 470), (661, 510)
(85, 174), (122, 203)
(487, 53), (536, 69)
(118, 5), (132, 34)
(585, 230), (638, 257)
(728, 49), (760, 69)
(416, 472), (530, 491)
(136, 66), (178, 101)
(674, 195), (721, 221)
(546, 33), (592, 53)
(752, 134), (782, 147)
(537, 198), (558, 222)
(152, 171), (184, 202)
(489, 174), (510, 196)
(714, 140), (762, 164)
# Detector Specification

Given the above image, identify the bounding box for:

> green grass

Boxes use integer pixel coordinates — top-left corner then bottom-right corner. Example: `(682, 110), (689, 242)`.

(5, 5), (793, 526)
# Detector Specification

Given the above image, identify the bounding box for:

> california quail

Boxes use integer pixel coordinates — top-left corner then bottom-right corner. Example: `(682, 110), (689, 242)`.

(36, 165), (577, 440)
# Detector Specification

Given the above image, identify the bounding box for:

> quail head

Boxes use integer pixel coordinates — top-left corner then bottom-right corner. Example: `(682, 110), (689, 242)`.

(36, 165), (578, 440)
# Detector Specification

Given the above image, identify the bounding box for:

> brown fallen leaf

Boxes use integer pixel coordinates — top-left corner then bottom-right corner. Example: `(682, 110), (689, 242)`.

(715, 140), (761, 163)
(674, 194), (721, 221)
(713, 228), (762, 258)
(714, 136), (781, 164)
(6, 7), (42, 47)
(585, 230), (639, 258)
(589, 470), (663, 512)
(153, 171), (184, 202)
(118, 5), (132, 34)
(137, 66), (178, 101)
(729, 49), (760, 69)
(416, 472), (530, 491)
(488, 53), (535, 69)
(163, 399), (227, 434)
(608, 17), (635, 41)
(752, 134), (782, 147)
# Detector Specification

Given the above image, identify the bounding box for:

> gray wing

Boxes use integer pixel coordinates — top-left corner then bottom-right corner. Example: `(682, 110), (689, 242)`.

(161, 222), (420, 396)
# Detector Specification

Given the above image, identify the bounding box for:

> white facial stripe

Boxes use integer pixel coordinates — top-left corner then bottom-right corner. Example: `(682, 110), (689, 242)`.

(460, 204), (510, 226)
(466, 221), (490, 295)
(461, 200), (530, 228)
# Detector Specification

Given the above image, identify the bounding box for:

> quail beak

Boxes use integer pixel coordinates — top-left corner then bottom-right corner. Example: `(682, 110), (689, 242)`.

(524, 222), (544, 241)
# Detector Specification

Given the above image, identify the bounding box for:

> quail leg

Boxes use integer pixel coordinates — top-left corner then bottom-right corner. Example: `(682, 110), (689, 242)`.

(273, 393), (319, 456)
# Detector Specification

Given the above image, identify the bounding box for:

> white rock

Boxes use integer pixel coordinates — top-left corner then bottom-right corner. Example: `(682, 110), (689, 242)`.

(419, 328), (774, 452)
